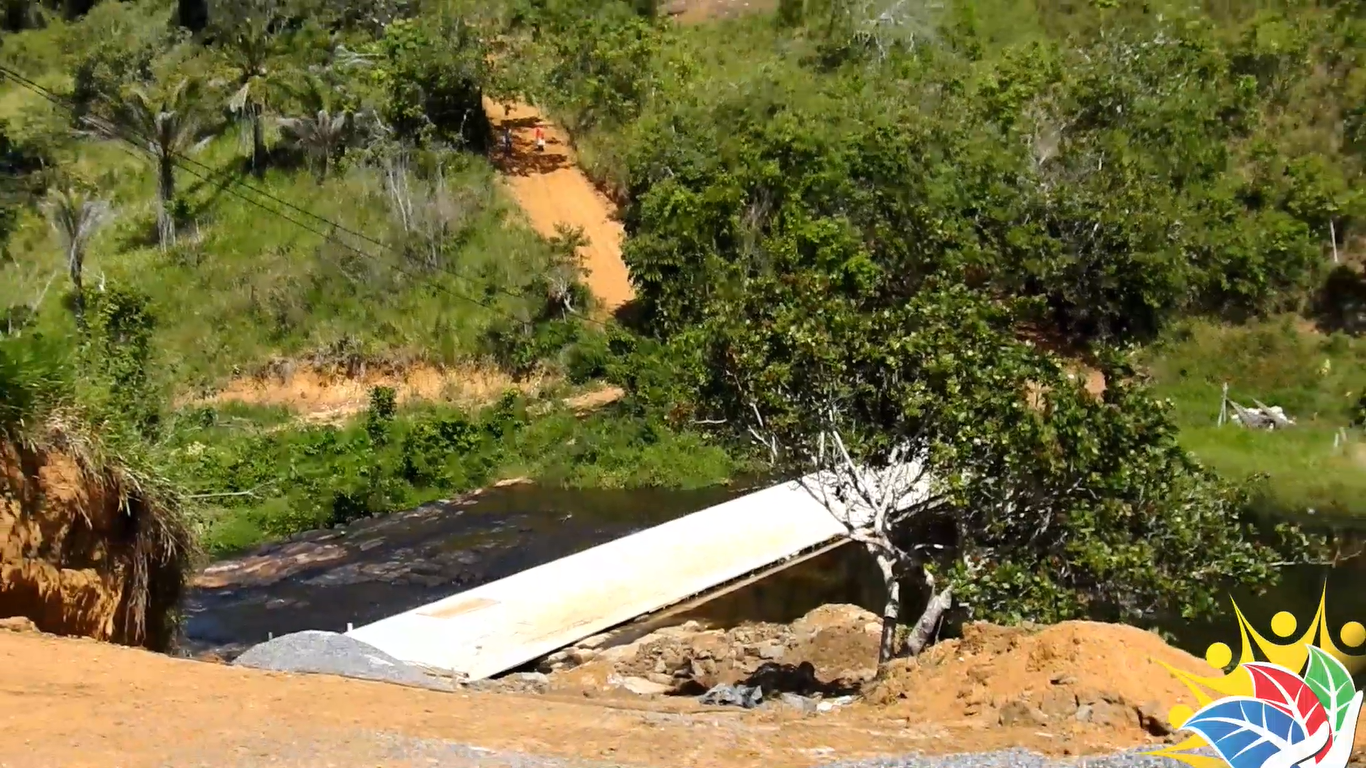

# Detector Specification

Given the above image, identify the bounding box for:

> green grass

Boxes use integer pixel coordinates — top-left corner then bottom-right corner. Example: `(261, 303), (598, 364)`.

(1142, 317), (1366, 519)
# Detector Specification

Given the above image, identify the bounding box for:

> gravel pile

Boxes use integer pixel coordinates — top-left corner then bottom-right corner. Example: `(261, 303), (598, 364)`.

(231, 630), (454, 692)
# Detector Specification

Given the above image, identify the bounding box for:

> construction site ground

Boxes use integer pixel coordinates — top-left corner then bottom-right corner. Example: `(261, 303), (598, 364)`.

(11, 606), (1353, 767)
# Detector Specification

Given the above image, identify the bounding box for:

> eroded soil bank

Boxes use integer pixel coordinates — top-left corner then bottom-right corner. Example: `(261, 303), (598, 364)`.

(0, 434), (191, 650)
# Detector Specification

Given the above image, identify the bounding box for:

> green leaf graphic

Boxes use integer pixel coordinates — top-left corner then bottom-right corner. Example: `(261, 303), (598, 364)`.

(1303, 645), (1357, 732)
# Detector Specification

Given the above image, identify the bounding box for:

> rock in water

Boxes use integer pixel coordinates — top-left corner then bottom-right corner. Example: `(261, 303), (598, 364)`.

(232, 630), (453, 692)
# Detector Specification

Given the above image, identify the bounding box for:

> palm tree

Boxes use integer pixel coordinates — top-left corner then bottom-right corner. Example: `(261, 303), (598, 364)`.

(44, 188), (113, 332)
(277, 76), (352, 182)
(217, 0), (281, 176)
(90, 78), (205, 247)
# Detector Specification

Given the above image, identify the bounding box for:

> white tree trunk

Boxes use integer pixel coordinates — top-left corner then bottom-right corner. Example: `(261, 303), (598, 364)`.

(875, 551), (900, 664)
(904, 580), (952, 657)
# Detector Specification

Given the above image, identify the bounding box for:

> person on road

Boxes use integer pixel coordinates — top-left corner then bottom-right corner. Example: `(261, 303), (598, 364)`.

(503, 126), (513, 157)
(534, 126), (545, 153)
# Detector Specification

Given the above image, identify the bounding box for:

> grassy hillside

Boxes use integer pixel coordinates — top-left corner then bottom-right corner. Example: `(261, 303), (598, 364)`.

(0, 15), (561, 389)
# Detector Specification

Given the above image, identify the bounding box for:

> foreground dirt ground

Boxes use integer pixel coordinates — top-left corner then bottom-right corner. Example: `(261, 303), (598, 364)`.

(9, 615), (1333, 768)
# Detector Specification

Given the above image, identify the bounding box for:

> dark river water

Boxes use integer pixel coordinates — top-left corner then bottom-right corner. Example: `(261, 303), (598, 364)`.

(181, 483), (1366, 665)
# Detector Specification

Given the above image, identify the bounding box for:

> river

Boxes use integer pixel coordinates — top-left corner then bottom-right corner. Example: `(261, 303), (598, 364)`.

(182, 483), (1366, 666)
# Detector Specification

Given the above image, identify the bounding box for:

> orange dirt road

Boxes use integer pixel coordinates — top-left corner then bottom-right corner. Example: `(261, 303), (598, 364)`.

(0, 629), (1168, 768)
(484, 98), (635, 316)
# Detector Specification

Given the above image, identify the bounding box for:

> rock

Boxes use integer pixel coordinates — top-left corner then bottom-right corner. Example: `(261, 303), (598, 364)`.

(568, 647), (597, 665)
(778, 692), (818, 713)
(645, 672), (675, 687)
(618, 676), (671, 696)
(536, 649), (573, 673)
(1138, 700), (1173, 736)
(815, 695), (855, 713)
(757, 643), (785, 661)
(998, 699), (1049, 727)
(699, 682), (764, 708)
(1085, 701), (1132, 727)
(0, 616), (38, 633)
(501, 672), (550, 694)
(1039, 687), (1079, 719)
(576, 633), (613, 650)
(596, 644), (640, 664)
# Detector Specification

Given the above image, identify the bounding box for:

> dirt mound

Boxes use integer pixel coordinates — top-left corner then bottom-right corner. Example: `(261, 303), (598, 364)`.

(867, 621), (1208, 741)
(534, 607), (1215, 755)
(0, 425), (194, 650)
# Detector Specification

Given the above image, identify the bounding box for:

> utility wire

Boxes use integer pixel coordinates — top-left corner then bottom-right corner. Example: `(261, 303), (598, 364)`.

(0, 64), (615, 331)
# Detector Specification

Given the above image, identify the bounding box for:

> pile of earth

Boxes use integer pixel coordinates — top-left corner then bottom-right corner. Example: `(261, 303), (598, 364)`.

(527, 604), (883, 700)
(480, 603), (1213, 750)
(865, 620), (1210, 745)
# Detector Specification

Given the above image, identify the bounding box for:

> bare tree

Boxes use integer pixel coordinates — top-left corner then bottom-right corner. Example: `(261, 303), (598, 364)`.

(44, 187), (113, 332)
(87, 78), (206, 247)
(380, 150), (479, 271)
(747, 404), (960, 665)
(544, 225), (589, 317)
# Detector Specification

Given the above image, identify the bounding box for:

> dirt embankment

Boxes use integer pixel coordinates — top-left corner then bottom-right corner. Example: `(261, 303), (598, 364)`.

(0, 428), (193, 650)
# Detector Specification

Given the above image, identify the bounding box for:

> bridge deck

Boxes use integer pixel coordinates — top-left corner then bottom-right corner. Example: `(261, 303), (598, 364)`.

(345, 476), (861, 681)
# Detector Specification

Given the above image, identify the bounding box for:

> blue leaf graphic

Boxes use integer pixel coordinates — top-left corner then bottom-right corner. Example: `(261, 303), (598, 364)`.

(1180, 697), (1308, 768)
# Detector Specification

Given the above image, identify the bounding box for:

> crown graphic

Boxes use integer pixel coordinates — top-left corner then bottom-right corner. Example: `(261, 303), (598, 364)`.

(1148, 584), (1366, 768)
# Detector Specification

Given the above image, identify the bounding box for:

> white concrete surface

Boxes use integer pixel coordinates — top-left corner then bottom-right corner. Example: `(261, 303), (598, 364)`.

(346, 469), (922, 681)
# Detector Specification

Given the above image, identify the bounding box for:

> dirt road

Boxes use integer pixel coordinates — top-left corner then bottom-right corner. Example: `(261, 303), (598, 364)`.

(0, 626), (1196, 768)
(484, 98), (635, 316)
(0, 630), (935, 768)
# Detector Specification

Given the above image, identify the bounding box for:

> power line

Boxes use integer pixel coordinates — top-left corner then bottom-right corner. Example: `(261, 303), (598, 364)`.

(0, 64), (614, 331)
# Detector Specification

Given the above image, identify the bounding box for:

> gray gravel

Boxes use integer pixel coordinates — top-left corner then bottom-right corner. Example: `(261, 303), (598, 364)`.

(231, 630), (455, 691)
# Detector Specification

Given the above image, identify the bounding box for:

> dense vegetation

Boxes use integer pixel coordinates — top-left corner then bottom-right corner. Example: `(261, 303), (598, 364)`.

(1, 0), (1362, 636)
(496, 0), (1363, 625)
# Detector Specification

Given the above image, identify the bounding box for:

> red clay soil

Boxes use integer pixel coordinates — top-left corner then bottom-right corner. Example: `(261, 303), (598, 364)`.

(0, 439), (185, 650)
(12, 613), (1358, 767)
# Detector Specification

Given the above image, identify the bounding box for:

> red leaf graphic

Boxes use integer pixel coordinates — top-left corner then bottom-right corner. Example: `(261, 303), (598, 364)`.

(1244, 662), (1334, 764)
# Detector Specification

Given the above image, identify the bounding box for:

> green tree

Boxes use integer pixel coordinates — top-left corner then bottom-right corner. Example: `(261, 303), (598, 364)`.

(212, 0), (285, 176)
(368, 16), (490, 147)
(710, 279), (1325, 666)
(277, 75), (354, 181)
